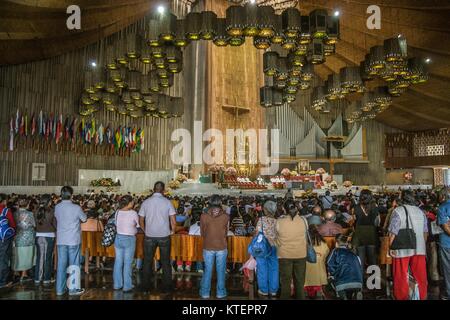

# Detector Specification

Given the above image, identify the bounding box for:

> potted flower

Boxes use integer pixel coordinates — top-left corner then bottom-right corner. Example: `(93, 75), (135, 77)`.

(343, 180), (353, 188)
(225, 166), (237, 176)
(168, 179), (181, 189)
(403, 171), (413, 183)
(281, 168), (291, 180)
(176, 174), (188, 183)
(316, 168), (326, 175)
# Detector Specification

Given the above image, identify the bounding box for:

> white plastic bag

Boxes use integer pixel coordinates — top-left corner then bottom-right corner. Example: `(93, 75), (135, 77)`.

(243, 255), (257, 271)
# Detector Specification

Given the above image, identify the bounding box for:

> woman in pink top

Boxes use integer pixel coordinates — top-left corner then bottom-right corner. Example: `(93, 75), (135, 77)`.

(113, 195), (140, 292)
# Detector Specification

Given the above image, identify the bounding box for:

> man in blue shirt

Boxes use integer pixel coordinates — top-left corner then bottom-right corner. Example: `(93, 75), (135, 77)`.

(55, 186), (87, 296)
(438, 187), (450, 300)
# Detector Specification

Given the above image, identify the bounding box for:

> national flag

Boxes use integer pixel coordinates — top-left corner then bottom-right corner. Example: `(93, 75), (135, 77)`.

(115, 126), (122, 150)
(9, 118), (14, 151)
(105, 126), (111, 145)
(140, 129), (145, 151)
(31, 113), (36, 136)
(19, 113), (25, 136)
(85, 121), (91, 144)
(124, 127), (129, 148)
(55, 114), (63, 144)
(135, 128), (141, 152)
(98, 124), (104, 145)
(15, 109), (19, 134)
(52, 114), (57, 139)
(38, 111), (43, 136)
(24, 112), (28, 136)
(64, 117), (69, 141)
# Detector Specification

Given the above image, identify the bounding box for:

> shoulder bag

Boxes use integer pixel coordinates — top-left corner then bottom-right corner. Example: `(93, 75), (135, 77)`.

(390, 206), (417, 250)
(301, 216), (317, 263)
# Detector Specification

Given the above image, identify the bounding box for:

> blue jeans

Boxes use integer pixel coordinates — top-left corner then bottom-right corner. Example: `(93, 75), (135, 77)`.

(56, 244), (81, 295)
(35, 237), (55, 282)
(200, 249), (227, 298)
(440, 246), (450, 297)
(255, 246), (279, 294)
(113, 234), (136, 291)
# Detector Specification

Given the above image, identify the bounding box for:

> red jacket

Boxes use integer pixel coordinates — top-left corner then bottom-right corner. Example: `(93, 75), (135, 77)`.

(0, 204), (16, 229)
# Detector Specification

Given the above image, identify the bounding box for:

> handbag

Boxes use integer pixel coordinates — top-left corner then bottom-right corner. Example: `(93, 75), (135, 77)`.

(301, 216), (317, 263)
(248, 218), (272, 258)
(390, 206), (417, 250)
(101, 211), (118, 247)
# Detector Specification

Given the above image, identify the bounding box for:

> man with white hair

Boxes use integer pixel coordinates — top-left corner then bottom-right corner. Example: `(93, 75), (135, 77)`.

(317, 209), (344, 237)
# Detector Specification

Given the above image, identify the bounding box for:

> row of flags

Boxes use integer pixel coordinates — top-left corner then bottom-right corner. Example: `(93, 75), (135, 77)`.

(9, 109), (145, 153)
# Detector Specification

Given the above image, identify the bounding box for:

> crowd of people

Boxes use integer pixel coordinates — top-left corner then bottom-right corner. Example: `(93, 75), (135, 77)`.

(0, 183), (449, 300)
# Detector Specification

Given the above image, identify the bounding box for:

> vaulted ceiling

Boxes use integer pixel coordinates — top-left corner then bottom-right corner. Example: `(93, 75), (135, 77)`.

(0, 0), (449, 131)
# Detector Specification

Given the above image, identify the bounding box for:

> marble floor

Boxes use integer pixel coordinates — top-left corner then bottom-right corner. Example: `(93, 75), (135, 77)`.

(0, 265), (445, 300)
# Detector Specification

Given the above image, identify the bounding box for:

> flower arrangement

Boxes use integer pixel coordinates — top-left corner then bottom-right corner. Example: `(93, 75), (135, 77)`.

(316, 168), (326, 175)
(290, 170), (298, 176)
(270, 176), (285, 189)
(403, 171), (413, 182)
(90, 178), (121, 187)
(168, 179), (181, 189)
(281, 168), (291, 177)
(343, 180), (353, 188)
(208, 164), (225, 173)
(324, 175), (333, 183)
(308, 170), (316, 175)
(176, 174), (188, 182)
(225, 166), (237, 176)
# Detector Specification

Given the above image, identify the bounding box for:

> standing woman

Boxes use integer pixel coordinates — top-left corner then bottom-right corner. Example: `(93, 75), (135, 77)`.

(34, 194), (57, 285)
(276, 199), (308, 299)
(351, 189), (380, 271)
(254, 201), (279, 297)
(13, 197), (36, 282)
(114, 195), (140, 292)
(304, 225), (330, 299)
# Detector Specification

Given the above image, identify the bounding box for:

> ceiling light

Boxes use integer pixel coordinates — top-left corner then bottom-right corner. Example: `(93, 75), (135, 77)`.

(90, 62), (97, 67)
(425, 58), (431, 63)
(334, 10), (340, 17)
(157, 5), (165, 14)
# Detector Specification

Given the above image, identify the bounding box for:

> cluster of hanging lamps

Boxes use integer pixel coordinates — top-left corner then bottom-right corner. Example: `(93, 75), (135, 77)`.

(80, 4), (343, 114)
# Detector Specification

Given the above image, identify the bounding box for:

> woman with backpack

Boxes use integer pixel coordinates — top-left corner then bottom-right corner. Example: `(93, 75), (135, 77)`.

(275, 199), (308, 299)
(34, 194), (56, 285)
(113, 195), (140, 292)
(253, 201), (279, 297)
(12, 197), (36, 282)
(351, 189), (380, 272)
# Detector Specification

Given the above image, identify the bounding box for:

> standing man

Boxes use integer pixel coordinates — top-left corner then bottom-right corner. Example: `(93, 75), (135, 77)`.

(321, 191), (333, 210)
(55, 186), (87, 296)
(388, 190), (428, 300)
(139, 181), (176, 293)
(438, 187), (450, 300)
(0, 194), (16, 288)
(317, 210), (344, 237)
